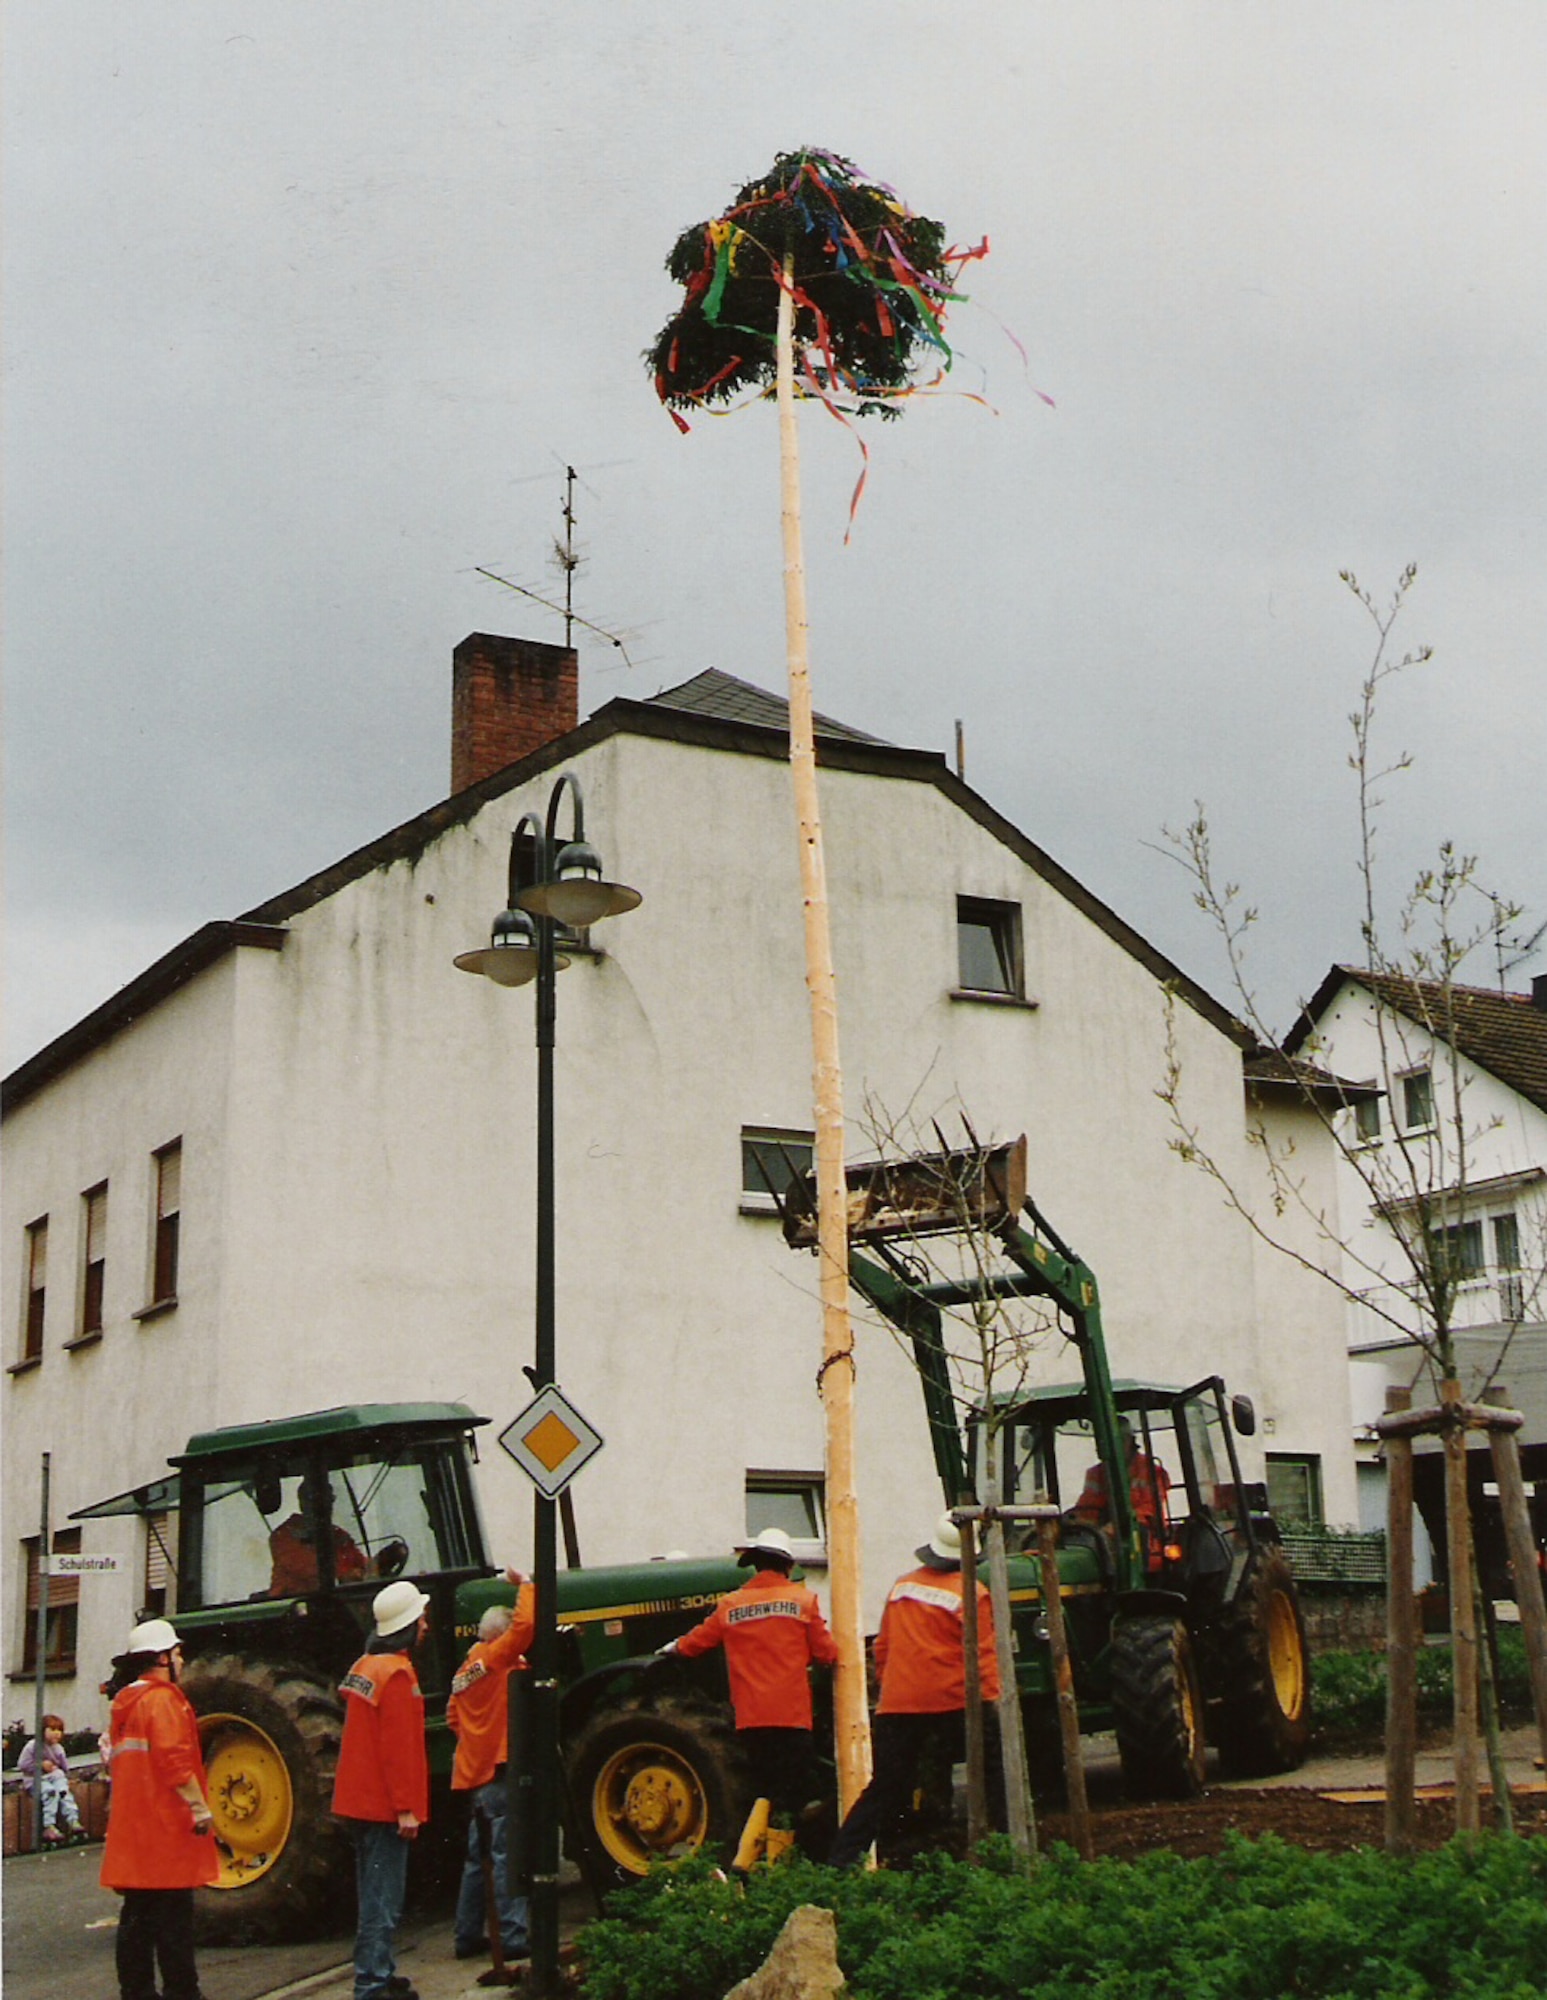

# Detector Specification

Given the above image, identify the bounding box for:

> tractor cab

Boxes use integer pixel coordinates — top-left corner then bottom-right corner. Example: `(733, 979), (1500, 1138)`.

(978, 1375), (1267, 1605)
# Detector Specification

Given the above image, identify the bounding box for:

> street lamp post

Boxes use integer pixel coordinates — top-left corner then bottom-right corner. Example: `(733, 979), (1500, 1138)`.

(456, 772), (640, 1995)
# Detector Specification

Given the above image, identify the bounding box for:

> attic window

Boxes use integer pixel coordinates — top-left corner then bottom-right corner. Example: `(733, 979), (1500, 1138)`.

(1400, 1069), (1434, 1132)
(956, 897), (1024, 999)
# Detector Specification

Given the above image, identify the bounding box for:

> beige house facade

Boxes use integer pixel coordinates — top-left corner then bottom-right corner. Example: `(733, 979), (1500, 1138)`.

(4, 637), (1360, 1711)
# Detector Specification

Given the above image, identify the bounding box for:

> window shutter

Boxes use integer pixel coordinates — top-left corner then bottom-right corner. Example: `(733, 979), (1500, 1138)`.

(26, 1530), (82, 1610)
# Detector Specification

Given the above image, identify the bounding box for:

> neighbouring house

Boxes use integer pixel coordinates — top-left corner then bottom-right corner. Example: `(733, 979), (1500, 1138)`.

(1288, 967), (1547, 1590)
(3, 634), (1360, 1707)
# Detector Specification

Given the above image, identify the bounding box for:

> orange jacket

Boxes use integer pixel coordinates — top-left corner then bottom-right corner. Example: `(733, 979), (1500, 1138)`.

(874, 1566), (1001, 1715)
(268, 1515), (368, 1596)
(448, 1585), (536, 1791)
(675, 1568), (839, 1729)
(100, 1677), (219, 1891)
(331, 1652), (429, 1823)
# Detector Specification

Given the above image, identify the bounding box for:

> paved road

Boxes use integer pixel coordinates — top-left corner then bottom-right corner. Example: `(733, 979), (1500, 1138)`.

(1, 1842), (595, 2000)
(3, 1842), (380, 2000)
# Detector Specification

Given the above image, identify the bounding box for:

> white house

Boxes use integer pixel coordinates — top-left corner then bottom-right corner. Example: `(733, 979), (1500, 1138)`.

(1288, 967), (1547, 1560)
(3, 634), (1361, 1709)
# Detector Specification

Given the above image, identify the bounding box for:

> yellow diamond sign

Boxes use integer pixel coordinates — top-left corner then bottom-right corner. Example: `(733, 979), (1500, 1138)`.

(498, 1385), (604, 1499)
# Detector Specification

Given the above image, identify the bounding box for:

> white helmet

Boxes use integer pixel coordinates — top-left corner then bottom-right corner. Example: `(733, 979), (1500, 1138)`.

(126, 1618), (181, 1656)
(735, 1526), (796, 1567)
(916, 1514), (963, 1570)
(372, 1579), (430, 1639)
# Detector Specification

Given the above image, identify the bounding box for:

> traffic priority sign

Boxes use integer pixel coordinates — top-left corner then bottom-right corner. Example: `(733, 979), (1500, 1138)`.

(498, 1385), (604, 1499)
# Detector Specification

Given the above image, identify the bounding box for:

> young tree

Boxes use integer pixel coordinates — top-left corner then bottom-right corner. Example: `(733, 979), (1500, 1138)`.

(648, 150), (988, 1813)
(1159, 566), (1545, 1828)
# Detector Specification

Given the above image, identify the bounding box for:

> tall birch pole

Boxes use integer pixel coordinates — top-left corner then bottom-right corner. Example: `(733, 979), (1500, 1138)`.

(648, 148), (990, 1816)
(775, 250), (869, 1813)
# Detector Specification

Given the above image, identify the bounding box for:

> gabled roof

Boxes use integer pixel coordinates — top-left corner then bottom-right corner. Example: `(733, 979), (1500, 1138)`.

(646, 668), (884, 744)
(1289, 965), (1547, 1115)
(3, 668), (1253, 1114)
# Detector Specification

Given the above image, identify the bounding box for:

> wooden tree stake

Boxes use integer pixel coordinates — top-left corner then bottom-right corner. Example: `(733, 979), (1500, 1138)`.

(1383, 1386), (1418, 1854)
(1442, 1378), (1480, 1833)
(1036, 1515), (1092, 1859)
(1489, 1426), (1547, 1773)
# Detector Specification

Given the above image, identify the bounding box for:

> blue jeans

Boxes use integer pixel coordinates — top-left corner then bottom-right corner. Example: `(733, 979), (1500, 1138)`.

(351, 1818), (411, 2000)
(454, 1779), (529, 1956)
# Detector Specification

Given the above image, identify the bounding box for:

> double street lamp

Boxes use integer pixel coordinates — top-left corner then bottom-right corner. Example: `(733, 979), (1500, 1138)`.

(456, 772), (640, 1994)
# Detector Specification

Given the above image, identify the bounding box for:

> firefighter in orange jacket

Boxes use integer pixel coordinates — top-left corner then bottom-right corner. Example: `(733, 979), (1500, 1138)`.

(450, 1568), (535, 1962)
(661, 1526), (838, 1823)
(100, 1617), (217, 2000)
(332, 1580), (431, 2000)
(829, 1515), (1000, 1867)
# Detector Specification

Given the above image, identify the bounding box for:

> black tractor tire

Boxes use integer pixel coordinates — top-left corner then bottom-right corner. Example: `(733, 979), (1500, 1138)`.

(1211, 1546), (1312, 1777)
(1111, 1615), (1207, 1800)
(566, 1699), (747, 1891)
(180, 1653), (350, 1944)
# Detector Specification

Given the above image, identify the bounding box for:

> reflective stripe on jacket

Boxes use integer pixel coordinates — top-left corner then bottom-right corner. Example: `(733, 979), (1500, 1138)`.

(675, 1568), (839, 1729)
(448, 1585), (536, 1791)
(331, 1651), (429, 1823)
(99, 1678), (219, 1891)
(874, 1565), (1001, 1715)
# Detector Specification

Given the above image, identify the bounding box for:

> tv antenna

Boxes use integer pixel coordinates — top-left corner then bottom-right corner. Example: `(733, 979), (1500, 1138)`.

(476, 461), (637, 669)
(1490, 895), (1547, 990)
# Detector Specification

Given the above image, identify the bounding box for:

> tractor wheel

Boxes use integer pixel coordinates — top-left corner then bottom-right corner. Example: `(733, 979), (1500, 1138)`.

(566, 1700), (747, 1890)
(1212, 1546), (1311, 1776)
(1111, 1615), (1207, 1799)
(179, 1653), (349, 1944)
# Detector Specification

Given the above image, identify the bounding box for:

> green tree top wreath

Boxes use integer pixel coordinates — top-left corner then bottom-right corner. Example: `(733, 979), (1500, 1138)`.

(647, 147), (984, 429)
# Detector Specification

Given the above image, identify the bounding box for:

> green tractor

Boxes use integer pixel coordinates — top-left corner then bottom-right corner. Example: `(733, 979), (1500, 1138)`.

(782, 1134), (1311, 1800)
(76, 1403), (760, 1940)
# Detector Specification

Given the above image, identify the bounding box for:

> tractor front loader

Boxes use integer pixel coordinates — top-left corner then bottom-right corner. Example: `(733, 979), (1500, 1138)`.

(782, 1134), (1310, 1800)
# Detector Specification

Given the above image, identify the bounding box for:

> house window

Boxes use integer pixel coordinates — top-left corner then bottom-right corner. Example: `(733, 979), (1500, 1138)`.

(1400, 1068), (1434, 1132)
(80, 1183), (108, 1339)
(740, 1128), (814, 1215)
(21, 1529), (81, 1674)
(1495, 1214), (1524, 1322)
(1428, 1219), (1485, 1285)
(1265, 1454), (1323, 1528)
(20, 1218), (47, 1362)
(143, 1512), (175, 1620)
(956, 897), (1023, 997)
(1354, 1096), (1382, 1144)
(151, 1141), (182, 1305)
(745, 1471), (827, 1565)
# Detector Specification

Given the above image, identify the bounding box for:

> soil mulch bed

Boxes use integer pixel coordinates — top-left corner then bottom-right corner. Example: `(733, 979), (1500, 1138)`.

(1036, 1783), (1547, 1861)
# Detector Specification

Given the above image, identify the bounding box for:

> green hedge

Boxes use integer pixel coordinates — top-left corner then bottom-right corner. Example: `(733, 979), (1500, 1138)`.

(579, 1838), (1547, 2000)
(1312, 1630), (1535, 1734)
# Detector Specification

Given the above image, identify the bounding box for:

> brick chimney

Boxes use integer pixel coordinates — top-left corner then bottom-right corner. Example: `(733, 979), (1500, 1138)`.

(451, 633), (579, 793)
(1533, 973), (1547, 1014)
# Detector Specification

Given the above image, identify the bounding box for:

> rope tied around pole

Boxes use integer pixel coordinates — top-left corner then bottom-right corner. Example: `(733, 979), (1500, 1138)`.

(815, 1345), (856, 1392)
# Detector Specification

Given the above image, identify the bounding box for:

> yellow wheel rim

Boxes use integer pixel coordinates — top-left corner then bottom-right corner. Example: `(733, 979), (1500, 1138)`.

(198, 1712), (294, 1890)
(591, 1741), (711, 1875)
(1266, 1589), (1306, 1719)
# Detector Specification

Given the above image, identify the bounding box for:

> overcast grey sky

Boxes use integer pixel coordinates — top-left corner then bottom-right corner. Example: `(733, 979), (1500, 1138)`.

(5, 3), (1544, 1070)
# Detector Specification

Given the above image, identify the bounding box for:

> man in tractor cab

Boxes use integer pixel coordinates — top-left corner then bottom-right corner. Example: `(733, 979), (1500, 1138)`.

(267, 1471), (370, 1596)
(1074, 1418), (1172, 1572)
(829, 1514), (1001, 1869)
(657, 1525), (838, 1846)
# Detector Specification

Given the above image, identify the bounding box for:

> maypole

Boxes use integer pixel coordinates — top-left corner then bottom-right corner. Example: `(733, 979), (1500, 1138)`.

(649, 148), (987, 1815)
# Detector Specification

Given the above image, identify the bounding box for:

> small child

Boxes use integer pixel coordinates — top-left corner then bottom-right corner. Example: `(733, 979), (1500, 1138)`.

(18, 1713), (85, 1844)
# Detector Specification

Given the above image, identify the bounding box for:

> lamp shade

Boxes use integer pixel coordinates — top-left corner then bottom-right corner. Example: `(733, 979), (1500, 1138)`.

(454, 906), (569, 986)
(518, 841), (642, 928)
